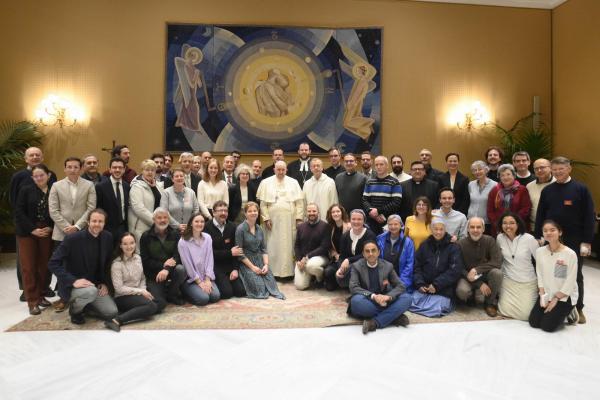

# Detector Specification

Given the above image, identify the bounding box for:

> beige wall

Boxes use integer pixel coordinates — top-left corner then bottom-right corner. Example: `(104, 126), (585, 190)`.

(553, 0), (600, 205)
(0, 0), (551, 177)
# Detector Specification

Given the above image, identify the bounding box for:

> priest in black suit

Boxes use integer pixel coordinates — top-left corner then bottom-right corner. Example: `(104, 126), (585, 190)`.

(203, 200), (246, 299)
(399, 161), (440, 221)
(95, 157), (130, 244)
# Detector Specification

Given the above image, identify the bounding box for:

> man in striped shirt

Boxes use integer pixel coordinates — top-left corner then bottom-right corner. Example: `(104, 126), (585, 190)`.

(362, 156), (403, 234)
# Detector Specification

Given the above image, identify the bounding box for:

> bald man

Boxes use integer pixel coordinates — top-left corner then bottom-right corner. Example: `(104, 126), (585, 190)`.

(362, 155), (402, 234)
(526, 158), (555, 231)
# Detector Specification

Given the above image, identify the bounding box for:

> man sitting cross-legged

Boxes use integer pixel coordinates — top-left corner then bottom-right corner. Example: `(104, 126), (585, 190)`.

(294, 203), (332, 290)
(348, 241), (413, 335)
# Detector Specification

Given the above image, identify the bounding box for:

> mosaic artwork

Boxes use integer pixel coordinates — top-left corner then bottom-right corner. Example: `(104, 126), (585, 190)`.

(165, 24), (382, 154)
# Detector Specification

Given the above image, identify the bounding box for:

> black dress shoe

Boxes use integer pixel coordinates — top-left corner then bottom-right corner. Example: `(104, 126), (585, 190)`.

(29, 306), (41, 315)
(19, 292), (26, 302)
(104, 319), (121, 332)
(43, 287), (55, 297)
(70, 313), (85, 325)
(393, 314), (410, 327)
(38, 298), (51, 308)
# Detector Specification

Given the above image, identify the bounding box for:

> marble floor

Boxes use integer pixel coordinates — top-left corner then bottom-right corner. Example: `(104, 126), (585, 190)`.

(1, 253), (599, 400)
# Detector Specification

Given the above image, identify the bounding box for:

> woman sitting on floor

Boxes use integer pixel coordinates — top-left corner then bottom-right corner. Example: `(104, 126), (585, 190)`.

(410, 218), (463, 317)
(529, 220), (579, 332)
(324, 204), (351, 291)
(178, 213), (221, 306)
(106, 232), (159, 332)
(235, 202), (285, 300)
(496, 212), (539, 321)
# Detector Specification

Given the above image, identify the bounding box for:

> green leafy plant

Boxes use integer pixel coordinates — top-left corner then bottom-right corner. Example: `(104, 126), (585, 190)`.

(489, 112), (596, 173)
(0, 120), (44, 226)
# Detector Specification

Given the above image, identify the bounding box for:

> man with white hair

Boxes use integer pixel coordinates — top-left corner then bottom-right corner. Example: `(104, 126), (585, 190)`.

(362, 155), (402, 234)
(140, 207), (187, 309)
(526, 158), (554, 231)
(257, 160), (304, 278)
(303, 158), (338, 221)
(179, 152), (200, 192)
(410, 218), (463, 317)
(293, 203), (331, 290)
(456, 217), (503, 317)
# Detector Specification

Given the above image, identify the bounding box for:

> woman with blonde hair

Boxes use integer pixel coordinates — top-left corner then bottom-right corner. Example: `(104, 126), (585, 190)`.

(129, 159), (164, 247)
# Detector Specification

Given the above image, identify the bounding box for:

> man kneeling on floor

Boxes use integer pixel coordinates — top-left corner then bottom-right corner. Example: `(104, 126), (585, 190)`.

(294, 203), (331, 290)
(456, 217), (503, 317)
(348, 241), (412, 334)
(48, 209), (118, 325)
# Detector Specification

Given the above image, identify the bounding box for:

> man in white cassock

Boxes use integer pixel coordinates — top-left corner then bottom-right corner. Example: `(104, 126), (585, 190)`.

(257, 161), (304, 278)
(303, 158), (338, 221)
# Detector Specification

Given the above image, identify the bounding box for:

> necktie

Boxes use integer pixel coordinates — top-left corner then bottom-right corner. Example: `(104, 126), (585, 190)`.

(115, 181), (123, 223)
(227, 175), (232, 185)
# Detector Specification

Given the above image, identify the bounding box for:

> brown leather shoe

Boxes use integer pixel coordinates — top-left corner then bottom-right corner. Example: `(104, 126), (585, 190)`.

(53, 300), (67, 313)
(362, 319), (377, 335)
(29, 305), (41, 315)
(484, 305), (498, 318)
(577, 308), (587, 324)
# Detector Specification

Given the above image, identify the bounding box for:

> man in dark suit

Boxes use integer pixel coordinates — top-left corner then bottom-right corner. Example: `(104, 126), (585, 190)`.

(222, 155), (238, 187)
(261, 147), (284, 179)
(179, 152), (200, 193)
(151, 153), (173, 188)
(348, 241), (412, 334)
(95, 157), (130, 244)
(48, 209), (118, 325)
(399, 160), (440, 221)
(204, 200), (246, 299)
(287, 142), (313, 188)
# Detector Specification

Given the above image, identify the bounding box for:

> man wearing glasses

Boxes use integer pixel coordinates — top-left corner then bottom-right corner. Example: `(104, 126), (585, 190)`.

(399, 161), (439, 221)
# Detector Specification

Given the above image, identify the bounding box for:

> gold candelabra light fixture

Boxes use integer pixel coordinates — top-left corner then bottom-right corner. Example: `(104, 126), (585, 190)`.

(456, 101), (488, 131)
(35, 95), (83, 128)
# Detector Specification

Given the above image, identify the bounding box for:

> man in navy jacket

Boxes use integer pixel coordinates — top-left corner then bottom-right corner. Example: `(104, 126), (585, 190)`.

(48, 209), (118, 325)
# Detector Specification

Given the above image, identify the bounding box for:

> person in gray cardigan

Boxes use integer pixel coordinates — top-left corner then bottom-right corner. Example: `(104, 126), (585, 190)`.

(348, 241), (413, 334)
(456, 217), (503, 317)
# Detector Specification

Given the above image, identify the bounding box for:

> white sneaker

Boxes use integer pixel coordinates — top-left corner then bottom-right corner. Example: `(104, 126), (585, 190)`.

(566, 308), (579, 325)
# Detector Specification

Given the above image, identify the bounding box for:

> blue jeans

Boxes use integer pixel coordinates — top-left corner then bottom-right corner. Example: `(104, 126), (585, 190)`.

(350, 292), (412, 328)
(182, 281), (220, 306)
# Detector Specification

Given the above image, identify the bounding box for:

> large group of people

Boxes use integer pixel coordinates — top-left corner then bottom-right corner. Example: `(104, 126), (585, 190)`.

(9, 142), (595, 335)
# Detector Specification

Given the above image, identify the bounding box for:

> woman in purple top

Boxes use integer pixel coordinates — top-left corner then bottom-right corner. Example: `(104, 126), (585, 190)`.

(178, 213), (221, 306)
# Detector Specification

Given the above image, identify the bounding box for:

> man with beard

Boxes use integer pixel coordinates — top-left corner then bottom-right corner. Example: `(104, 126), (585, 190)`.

(140, 207), (187, 309)
(151, 153), (172, 188)
(293, 203), (331, 290)
(390, 154), (411, 183)
(95, 157), (130, 244)
(287, 142), (313, 188)
(360, 151), (375, 178)
(103, 144), (137, 183)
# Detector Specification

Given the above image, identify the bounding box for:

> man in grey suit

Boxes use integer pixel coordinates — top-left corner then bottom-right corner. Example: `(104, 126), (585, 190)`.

(348, 241), (413, 334)
(49, 157), (97, 242)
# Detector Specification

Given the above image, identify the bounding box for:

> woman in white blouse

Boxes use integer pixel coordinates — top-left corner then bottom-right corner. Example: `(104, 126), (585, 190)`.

(160, 168), (199, 233)
(529, 220), (579, 331)
(197, 158), (229, 220)
(496, 212), (539, 320)
(105, 233), (159, 332)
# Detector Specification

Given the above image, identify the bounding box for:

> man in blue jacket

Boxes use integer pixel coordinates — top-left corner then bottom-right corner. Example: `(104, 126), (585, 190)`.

(410, 218), (463, 317)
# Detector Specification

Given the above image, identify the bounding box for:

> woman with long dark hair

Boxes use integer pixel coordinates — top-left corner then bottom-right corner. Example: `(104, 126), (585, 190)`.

(178, 213), (221, 305)
(106, 232), (159, 332)
(404, 196), (432, 250)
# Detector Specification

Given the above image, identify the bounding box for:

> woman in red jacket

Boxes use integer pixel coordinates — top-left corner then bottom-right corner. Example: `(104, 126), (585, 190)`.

(487, 164), (532, 236)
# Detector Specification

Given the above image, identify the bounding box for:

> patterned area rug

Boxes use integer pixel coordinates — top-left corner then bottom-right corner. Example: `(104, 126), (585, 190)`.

(6, 283), (504, 332)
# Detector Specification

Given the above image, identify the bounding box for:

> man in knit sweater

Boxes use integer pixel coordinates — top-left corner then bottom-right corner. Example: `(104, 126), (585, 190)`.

(335, 153), (367, 213)
(293, 203), (332, 290)
(362, 156), (402, 234)
(456, 217), (503, 317)
(535, 156), (595, 324)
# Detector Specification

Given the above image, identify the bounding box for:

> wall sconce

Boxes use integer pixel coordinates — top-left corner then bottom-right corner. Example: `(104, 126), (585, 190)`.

(35, 95), (84, 128)
(449, 101), (490, 131)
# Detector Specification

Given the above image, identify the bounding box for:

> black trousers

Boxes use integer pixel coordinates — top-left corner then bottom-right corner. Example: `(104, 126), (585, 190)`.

(323, 262), (340, 291)
(146, 264), (187, 312)
(214, 269), (246, 299)
(114, 295), (158, 325)
(529, 296), (573, 333)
